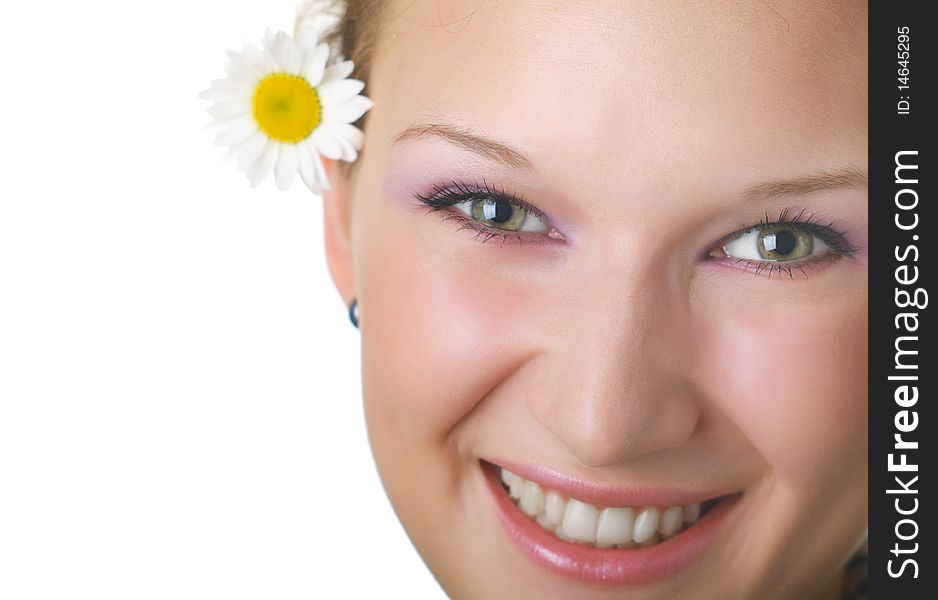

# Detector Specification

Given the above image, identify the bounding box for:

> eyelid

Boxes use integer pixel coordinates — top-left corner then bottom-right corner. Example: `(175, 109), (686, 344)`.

(716, 217), (856, 257)
(422, 180), (547, 220)
(706, 211), (859, 278)
(413, 180), (564, 243)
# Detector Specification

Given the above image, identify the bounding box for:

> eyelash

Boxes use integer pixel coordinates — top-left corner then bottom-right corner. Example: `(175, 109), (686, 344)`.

(413, 182), (858, 278)
(715, 208), (858, 278)
(413, 180), (550, 246)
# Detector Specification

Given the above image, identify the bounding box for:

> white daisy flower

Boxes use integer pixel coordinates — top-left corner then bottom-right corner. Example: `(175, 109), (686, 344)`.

(200, 28), (373, 193)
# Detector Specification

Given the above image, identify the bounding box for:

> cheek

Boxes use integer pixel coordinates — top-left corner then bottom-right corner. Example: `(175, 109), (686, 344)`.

(699, 293), (867, 487)
(356, 207), (536, 448)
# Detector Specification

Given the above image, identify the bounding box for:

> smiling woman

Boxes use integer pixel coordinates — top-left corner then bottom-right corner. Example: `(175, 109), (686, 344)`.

(307, 0), (867, 598)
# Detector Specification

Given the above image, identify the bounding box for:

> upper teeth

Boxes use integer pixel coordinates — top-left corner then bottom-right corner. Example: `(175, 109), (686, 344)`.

(501, 468), (702, 548)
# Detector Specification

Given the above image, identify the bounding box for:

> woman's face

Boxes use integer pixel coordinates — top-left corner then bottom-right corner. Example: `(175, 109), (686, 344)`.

(324, 1), (867, 598)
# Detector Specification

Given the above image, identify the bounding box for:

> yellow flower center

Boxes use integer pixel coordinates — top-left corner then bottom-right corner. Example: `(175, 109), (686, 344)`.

(252, 73), (321, 143)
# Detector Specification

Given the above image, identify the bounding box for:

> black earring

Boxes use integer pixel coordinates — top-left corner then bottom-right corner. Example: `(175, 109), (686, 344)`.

(348, 298), (359, 328)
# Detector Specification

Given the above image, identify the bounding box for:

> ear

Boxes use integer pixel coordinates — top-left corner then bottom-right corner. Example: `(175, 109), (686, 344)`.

(321, 159), (355, 306)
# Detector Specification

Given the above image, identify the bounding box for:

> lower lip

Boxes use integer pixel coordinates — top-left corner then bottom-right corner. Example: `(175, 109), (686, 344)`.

(482, 461), (740, 586)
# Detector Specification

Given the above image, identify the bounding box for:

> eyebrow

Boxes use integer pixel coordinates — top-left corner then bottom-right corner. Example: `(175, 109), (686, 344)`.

(393, 122), (867, 201)
(392, 122), (535, 170)
(743, 168), (868, 202)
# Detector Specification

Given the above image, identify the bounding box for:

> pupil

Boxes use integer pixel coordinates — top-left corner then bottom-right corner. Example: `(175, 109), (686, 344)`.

(772, 230), (797, 255)
(482, 199), (513, 223)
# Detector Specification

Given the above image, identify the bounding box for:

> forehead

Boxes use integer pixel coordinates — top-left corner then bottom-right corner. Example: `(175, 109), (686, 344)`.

(369, 0), (865, 193)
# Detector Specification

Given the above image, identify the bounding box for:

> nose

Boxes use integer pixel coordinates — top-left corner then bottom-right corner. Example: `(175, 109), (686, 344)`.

(527, 248), (701, 468)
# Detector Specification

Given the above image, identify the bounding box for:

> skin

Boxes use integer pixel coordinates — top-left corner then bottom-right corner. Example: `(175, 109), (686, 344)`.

(322, 1), (867, 598)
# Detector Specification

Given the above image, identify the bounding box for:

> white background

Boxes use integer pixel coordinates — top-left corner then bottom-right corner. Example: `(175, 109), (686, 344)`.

(0, 1), (444, 597)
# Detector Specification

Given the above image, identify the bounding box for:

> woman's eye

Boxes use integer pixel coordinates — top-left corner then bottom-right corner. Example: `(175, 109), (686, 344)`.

(722, 224), (830, 262)
(453, 197), (548, 233)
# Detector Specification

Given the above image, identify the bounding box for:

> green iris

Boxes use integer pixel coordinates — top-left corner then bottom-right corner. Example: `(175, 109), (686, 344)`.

(757, 225), (813, 261)
(470, 198), (529, 231)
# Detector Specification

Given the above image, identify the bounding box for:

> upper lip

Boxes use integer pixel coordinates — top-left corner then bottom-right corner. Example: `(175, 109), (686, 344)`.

(486, 459), (734, 508)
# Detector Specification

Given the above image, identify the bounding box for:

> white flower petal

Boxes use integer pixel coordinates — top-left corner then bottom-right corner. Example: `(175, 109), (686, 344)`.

(321, 60), (354, 86)
(201, 118), (227, 135)
(224, 61), (261, 89)
(208, 115), (243, 128)
(317, 79), (366, 106)
(322, 95), (374, 124)
(317, 123), (359, 162)
(261, 30), (282, 64)
(312, 127), (345, 160)
(241, 43), (278, 76)
(303, 44), (330, 87)
(225, 50), (263, 82)
(274, 31), (302, 74)
(199, 89), (245, 104)
(275, 143), (299, 191)
(206, 77), (242, 92)
(207, 100), (251, 119)
(234, 134), (269, 170)
(308, 140), (331, 191)
(223, 129), (257, 160)
(266, 31), (299, 74)
(225, 48), (256, 72)
(199, 78), (243, 101)
(297, 142), (321, 194)
(248, 142), (280, 187)
(330, 122), (365, 150)
(334, 133), (358, 163)
(297, 27), (323, 51)
(199, 88), (226, 102)
(263, 28), (277, 49)
(266, 33), (287, 71)
(215, 116), (258, 147)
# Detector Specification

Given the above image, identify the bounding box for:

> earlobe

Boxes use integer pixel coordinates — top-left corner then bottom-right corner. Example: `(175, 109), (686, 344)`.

(322, 159), (356, 306)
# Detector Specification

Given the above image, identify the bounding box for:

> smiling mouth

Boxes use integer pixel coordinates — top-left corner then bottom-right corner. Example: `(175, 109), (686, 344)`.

(499, 467), (720, 549)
